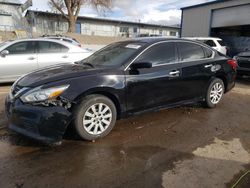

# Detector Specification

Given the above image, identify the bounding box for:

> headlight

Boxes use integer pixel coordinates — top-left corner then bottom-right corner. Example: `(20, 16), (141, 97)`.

(20, 85), (69, 103)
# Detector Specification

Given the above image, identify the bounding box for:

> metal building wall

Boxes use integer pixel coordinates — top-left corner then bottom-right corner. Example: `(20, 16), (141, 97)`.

(30, 13), (179, 37)
(0, 3), (22, 31)
(181, 0), (250, 37)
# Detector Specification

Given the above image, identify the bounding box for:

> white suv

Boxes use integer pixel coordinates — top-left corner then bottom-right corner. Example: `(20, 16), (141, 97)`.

(184, 37), (227, 55)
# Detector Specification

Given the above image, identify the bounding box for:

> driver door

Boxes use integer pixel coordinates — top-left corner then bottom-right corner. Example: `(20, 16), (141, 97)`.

(125, 42), (183, 114)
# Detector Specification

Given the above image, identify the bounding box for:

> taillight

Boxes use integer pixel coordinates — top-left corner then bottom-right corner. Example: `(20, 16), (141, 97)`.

(227, 59), (237, 70)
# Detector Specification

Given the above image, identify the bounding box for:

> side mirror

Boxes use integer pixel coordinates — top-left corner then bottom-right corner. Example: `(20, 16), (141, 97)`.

(0, 50), (9, 57)
(131, 62), (152, 69)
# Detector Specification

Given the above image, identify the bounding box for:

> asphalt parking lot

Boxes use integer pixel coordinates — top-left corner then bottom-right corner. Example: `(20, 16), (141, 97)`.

(0, 78), (250, 188)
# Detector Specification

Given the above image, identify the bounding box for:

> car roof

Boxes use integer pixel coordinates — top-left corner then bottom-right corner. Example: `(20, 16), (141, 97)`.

(184, 37), (222, 41)
(120, 37), (206, 45)
(6, 38), (76, 46)
(45, 36), (74, 40)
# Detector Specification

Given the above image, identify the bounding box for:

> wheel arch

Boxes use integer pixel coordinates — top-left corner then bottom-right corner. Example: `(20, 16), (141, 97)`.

(215, 73), (228, 93)
(74, 88), (122, 119)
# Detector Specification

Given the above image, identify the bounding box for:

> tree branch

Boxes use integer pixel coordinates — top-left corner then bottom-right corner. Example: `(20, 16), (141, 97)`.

(74, 0), (83, 18)
(50, 0), (69, 19)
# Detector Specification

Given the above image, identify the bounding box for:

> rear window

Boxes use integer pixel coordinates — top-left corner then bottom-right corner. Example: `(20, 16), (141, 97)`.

(178, 42), (205, 61)
(217, 40), (226, 46)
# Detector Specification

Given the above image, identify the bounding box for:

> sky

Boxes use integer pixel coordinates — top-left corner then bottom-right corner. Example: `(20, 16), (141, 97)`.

(21, 0), (215, 26)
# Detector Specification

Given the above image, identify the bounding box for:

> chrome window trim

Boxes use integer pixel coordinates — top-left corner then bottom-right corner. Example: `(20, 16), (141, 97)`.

(124, 40), (215, 70)
(152, 61), (179, 67)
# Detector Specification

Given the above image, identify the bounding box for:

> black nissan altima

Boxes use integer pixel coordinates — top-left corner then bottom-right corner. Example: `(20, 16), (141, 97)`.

(5, 38), (237, 143)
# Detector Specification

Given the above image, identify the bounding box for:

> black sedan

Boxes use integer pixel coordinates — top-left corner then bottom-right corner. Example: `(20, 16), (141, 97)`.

(234, 51), (250, 76)
(5, 38), (237, 143)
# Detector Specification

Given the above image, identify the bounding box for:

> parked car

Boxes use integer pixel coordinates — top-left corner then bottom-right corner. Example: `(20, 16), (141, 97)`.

(41, 35), (82, 47)
(234, 51), (250, 76)
(0, 38), (93, 83)
(185, 37), (228, 55)
(5, 38), (237, 144)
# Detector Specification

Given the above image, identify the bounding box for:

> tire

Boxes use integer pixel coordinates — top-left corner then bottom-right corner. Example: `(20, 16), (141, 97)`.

(74, 94), (117, 141)
(205, 78), (225, 108)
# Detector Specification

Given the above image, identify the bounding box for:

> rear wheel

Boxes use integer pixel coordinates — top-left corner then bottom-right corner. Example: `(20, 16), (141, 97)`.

(205, 78), (224, 108)
(74, 95), (117, 141)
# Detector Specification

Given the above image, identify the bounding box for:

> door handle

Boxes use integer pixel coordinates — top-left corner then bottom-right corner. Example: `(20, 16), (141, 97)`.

(62, 55), (68, 58)
(204, 64), (213, 68)
(169, 70), (180, 76)
(28, 57), (35, 60)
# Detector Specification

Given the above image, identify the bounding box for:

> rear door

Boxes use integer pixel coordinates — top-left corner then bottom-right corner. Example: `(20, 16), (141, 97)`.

(125, 42), (184, 113)
(37, 41), (71, 68)
(0, 41), (38, 82)
(177, 42), (216, 99)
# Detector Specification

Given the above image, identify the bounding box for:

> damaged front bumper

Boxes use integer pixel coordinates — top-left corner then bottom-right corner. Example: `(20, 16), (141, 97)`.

(5, 94), (73, 143)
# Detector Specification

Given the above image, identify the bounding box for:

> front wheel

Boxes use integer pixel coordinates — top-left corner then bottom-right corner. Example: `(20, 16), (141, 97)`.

(205, 78), (225, 108)
(74, 95), (117, 141)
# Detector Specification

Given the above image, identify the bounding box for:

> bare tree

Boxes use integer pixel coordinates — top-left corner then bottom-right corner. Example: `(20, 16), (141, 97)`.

(49, 0), (112, 33)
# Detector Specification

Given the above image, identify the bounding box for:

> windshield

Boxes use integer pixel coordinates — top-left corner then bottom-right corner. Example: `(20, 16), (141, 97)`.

(80, 42), (146, 67)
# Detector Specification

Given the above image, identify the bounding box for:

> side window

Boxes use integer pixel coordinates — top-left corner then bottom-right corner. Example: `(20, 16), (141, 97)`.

(203, 47), (213, 58)
(136, 42), (176, 66)
(6, 41), (36, 55)
(204, 40), (216, 47)
(38, 41), (69, 53)
(178, 42), (205, 61)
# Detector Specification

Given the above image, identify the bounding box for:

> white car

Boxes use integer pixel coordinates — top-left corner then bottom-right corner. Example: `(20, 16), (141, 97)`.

(184, 37), (227, 55)
(0, 38), (93, 83)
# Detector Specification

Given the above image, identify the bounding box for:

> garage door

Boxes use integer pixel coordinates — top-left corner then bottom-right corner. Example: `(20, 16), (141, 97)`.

(212, 4), (250, 28)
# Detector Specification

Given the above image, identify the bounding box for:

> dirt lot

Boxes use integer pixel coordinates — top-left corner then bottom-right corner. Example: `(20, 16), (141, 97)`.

(0, 79), (250, 188)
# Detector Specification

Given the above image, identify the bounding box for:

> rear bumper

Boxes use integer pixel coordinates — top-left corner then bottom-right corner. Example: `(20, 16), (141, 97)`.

(224, 70), (236, 93)
(5, 95), (73, 143)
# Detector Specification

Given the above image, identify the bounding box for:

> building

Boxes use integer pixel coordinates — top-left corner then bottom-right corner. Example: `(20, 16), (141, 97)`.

(25, 10), (179, 38)
(181, 0), (250, 55)
(0, 0), (23, 31)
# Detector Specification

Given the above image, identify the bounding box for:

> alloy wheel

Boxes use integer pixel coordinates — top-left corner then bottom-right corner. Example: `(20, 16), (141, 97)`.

(83, 103), (112, 135)
(210, 82), (223, 104)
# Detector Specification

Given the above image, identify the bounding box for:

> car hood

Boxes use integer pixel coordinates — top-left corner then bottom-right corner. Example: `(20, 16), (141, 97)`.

(17, 64), (102, 87)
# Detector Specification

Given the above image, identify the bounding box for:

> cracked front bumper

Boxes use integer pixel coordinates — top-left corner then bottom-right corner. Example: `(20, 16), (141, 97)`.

(5, 94), (73, 143)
